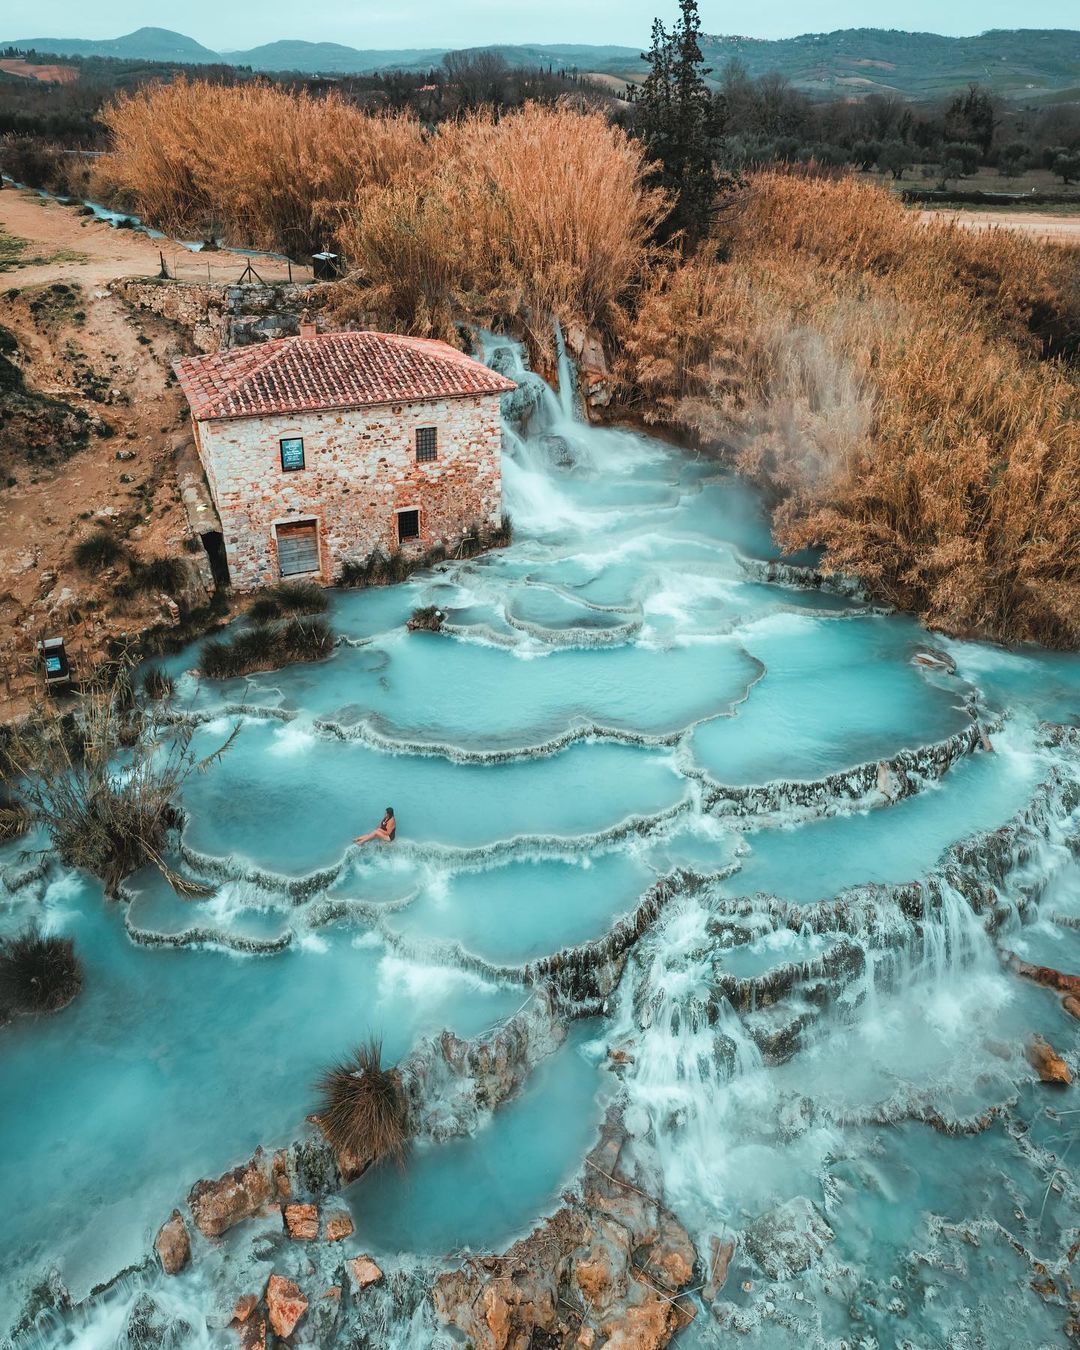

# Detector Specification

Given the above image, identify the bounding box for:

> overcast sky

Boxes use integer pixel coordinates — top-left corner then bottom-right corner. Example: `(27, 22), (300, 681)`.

(4, 0), (1078, 50)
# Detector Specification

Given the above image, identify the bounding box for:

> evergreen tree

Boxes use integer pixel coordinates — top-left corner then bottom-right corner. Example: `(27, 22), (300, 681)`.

(637, 0), (732, 246)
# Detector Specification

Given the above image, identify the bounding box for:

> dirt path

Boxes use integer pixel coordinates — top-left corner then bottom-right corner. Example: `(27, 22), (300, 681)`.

(920, 208), (1080, 247)
(0, 186), (311, 288)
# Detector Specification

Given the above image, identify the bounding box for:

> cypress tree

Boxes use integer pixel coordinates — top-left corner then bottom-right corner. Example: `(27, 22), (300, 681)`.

(637, 0), (732, 246)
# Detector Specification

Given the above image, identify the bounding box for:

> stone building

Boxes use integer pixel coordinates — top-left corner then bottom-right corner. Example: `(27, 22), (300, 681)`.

(173, 322), (515, 591)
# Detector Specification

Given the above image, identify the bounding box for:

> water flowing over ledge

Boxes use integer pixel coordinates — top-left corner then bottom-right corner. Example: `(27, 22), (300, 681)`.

(5, 332), (1080, 1347)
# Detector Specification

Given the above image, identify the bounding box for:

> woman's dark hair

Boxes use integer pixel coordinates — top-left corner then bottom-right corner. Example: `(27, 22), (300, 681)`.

(385, 806), (394, 817)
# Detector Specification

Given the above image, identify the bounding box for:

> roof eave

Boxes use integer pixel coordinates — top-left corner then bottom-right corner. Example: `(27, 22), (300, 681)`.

(187, 382), (516, 425)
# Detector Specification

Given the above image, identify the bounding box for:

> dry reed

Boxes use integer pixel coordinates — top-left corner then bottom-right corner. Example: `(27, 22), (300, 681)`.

(622, 173), (1080, 646)
(95, 79), (427, 255)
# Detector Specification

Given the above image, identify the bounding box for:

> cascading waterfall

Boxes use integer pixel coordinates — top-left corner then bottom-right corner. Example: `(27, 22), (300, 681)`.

(3, 328), (1080, 1347)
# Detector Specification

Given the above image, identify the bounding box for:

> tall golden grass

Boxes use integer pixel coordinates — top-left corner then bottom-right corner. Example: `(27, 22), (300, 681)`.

(624, 174), (1080, 646)
(94, 79), (427, 254)
(336, 103), (668, 353)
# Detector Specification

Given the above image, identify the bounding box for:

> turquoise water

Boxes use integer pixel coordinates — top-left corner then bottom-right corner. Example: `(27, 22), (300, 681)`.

(2, 333), (1079, 1346)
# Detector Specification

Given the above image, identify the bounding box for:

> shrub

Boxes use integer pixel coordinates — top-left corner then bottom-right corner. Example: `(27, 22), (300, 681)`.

(72, 529), (127, 571)
(200, 617), (335, 680)
(142, 666), (174, 701)
(95, 79), (427, 255)
(133, 557), (189, 595)
(0, 802), (30, 842)
(621, 172), (1080, 646)
(0, 928), (82, 1016)
(5, 662), (236, 895)
(335, 102), (668, 353)
(247, 581), (328, 623)
(314, 1038), (407, 1168)
(279, 617), (335, 662)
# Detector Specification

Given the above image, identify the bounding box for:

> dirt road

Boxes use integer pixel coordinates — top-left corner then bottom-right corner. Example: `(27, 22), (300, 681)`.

(0, 186), (311, 289)
(920, 208), (1080, 247)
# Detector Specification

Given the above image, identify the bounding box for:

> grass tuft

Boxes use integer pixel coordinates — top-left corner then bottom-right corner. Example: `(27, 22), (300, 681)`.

(72, 529), (127, 571)
(314, 1038), (407, 1169)
(200, 616), (334, 680)
(0, 928), (82, 1017)
(247, 581), (328, 624)
(141, 666), (174, 701)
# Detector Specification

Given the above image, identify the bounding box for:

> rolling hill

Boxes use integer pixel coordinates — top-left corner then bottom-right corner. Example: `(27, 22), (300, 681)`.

(3, 25), (1079, 98)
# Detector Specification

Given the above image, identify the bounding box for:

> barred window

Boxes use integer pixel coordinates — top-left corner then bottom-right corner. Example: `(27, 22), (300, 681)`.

(416, 426), (437, 462)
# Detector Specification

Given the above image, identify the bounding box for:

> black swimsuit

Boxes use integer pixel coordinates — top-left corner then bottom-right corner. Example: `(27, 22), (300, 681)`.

(384, 817), (396, 841)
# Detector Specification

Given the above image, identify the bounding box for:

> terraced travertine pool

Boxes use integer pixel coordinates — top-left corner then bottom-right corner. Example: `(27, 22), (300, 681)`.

(2, 334), (1079, 1347)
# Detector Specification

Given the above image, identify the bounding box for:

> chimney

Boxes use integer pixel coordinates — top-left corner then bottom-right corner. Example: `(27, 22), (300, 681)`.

(298, 310), (316, 340)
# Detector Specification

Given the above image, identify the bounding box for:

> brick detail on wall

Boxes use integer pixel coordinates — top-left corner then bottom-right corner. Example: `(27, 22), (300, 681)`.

(194, 394), (504, 590)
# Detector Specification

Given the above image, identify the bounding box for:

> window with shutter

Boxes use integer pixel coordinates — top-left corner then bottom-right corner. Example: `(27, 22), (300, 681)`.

(276, 521), (320, 577)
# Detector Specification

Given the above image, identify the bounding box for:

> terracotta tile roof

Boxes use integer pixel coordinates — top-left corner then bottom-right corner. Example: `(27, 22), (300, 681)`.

(173, 330), (516, 422)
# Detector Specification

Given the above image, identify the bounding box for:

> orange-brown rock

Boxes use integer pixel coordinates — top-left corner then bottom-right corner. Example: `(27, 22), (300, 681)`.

(232, 1293), (258, 1323)
(601, 1286), (686, 1349)
(349, 1255), (384, 1291)
(434, 1108), (694, 1349)
(154, 1209), (190, 1275)
(265, 1274), (308, 1338)
(1026, 1034), (1073, 1085)
(271, 1149), (291, 1200)
(188, 1149), (273, 1238)
(325, 1210), (354, 1242)
(1007, 953), (1080, 997)
(1064, 994), (1080, 1022)
(284, 1203), (319, 1240)
(704, 1237), (735, 1301)
(234, 1309), (267, 1350)
(575, 1241), (622, 1311)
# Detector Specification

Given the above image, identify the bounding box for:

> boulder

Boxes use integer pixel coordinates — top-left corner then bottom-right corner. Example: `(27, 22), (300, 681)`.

(265, 1274), (308, 1339)
(284, 1203), (319, 1240)
(188, 1148), (273, 1238)
(743, 1197), (834, 1280)
(325, 1211), (354, 1242)
(271, 1149), (291, 1201)
(704, 1237), (735, 1301)
(234, 1309), (267, 1350)
(233, 1294), (258, 1323)
(349, 1255), (384, 1292)
(154, 1209), (190, 1275)
(122, 1294), (193, 1349)
(1064, 994), (1080, 1022)
(311, 1287), (343, 1338)
(1007, 953), (1080, 997)
(407, 606), (445, 633)
(1026, 1034), (1073, 1085)
(539, 433), (575, 469)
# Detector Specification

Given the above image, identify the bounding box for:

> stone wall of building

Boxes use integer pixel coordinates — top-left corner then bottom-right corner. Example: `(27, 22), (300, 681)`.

(195, 395), (504, 590)
(109, 280), (332, 352)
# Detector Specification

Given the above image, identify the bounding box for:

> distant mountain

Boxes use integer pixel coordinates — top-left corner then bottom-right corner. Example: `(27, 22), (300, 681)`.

(698, 28), (1080, 98)
(4, 25), (1080, 98)
(5, 26), (219, 64)
(221, 41), (448, 74)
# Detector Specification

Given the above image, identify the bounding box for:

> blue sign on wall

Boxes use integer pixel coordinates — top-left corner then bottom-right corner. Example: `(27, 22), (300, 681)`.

(280, 437), (305, 471)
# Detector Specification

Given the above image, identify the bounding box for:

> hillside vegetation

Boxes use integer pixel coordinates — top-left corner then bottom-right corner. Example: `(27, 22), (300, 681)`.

(6, 26), (1080, 96)
(624, 174), (1080, 645)
(95, 80), (1080, 646)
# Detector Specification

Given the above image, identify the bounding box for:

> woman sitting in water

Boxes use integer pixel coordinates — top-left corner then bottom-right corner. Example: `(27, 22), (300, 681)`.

(354, 806), (396, 846)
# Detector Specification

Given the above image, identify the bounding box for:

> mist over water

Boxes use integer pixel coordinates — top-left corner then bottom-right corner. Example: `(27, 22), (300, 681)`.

(2, 331), (1080, 1345)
